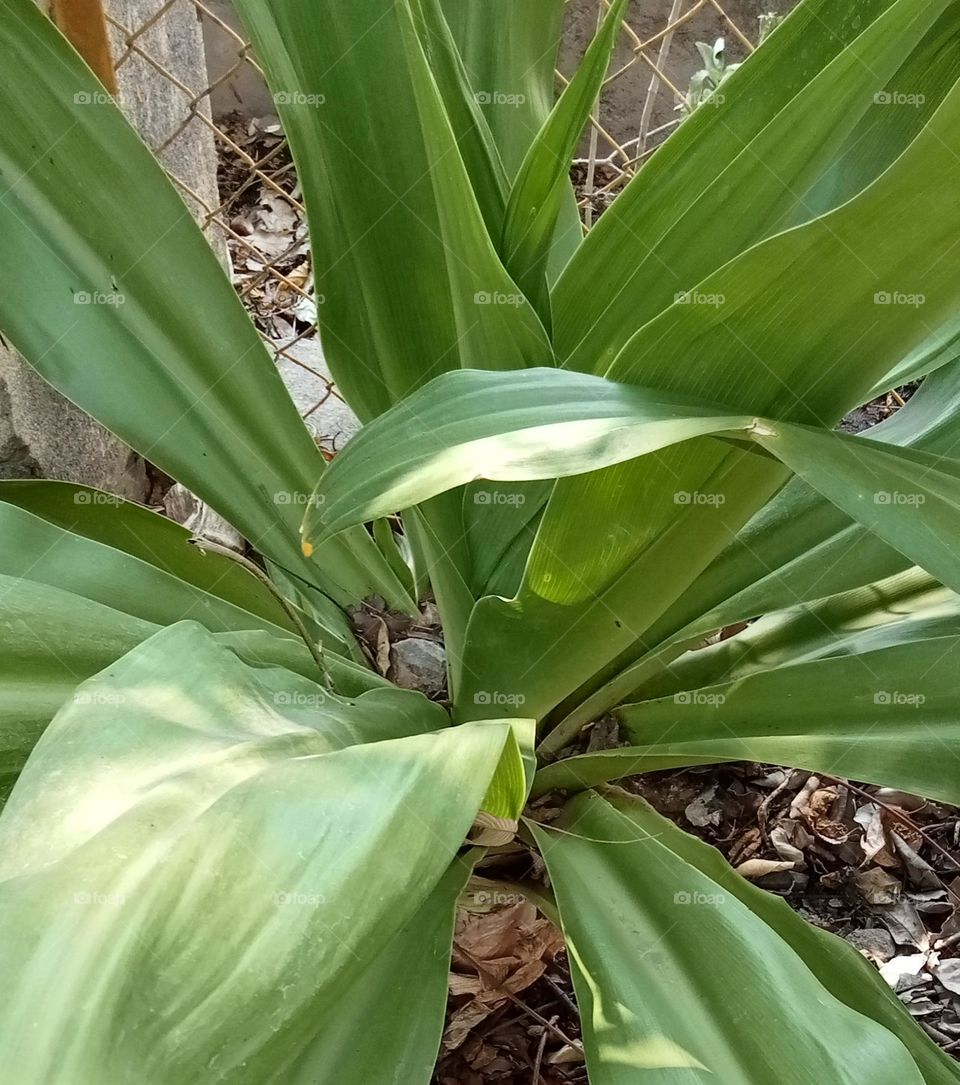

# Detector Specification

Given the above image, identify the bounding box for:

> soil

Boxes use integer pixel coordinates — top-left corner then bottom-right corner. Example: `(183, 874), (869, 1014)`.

(434, 956), (586, 1085)
(839, 384), (919, 434)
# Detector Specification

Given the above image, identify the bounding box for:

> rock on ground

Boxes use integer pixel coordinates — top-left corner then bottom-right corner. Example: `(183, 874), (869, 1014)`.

(389, 638), (447, 697)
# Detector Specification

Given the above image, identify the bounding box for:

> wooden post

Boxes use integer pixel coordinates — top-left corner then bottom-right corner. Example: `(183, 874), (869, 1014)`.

(50, 0), (117, 94)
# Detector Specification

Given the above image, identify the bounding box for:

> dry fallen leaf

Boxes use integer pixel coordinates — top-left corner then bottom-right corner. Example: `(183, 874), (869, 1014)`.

(935, 959), (960, 996)
(728, 826), (761, 866)
(879, 898), (930, 951)
(684, 785), (721, 829)
(444, 903), (564, 1051)
(855, 803), (891, 863)
(770, 823), (806, 866)
(892, 832), (942, 890)
(855, 867), (902, 905)
(880, 953), (928, 987)
(735, 858), (795, 880)
(788, 775), (820, 818)
(548, 1043), (586, 1065)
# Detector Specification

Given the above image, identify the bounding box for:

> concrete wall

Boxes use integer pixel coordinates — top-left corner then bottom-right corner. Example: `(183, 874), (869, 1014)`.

(203, 0), (275, 118)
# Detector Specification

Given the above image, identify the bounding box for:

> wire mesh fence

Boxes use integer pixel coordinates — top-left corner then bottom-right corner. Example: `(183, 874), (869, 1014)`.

(563, 0), (788, 223)
(101, 0), (795, 442)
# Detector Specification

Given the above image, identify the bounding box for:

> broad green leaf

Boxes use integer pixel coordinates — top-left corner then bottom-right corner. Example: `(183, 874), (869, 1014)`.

(440, 0), (566, 177)
(463, 478), (552, 597)
(466, 56), (960, 719)
(638, 568), (956, 701)
(234, 0), (551, 423)
(606, 65), (960, 413)
(538, 569), (960, 782)
(465, 444), (783, 724)
(0, 622), (515, 1082)
(530, 54), (960, 630)
(287, 858), (472, 1084)
(552, 350), (960, 738)
(553, 0), (951, 374)
(301, 364), (960, 720)
(480, 718), (536, 817)
(400, 495), (479, 690)
(866, 319), (960, 399)
(438, 0), (582, 280)
(606, 360), (960, 722)
(0, 0), (410, 611)
(301, 369), (748, 542)
(534, 791), (960, 1085)
(533, 753), (728, 796)
(0, 575), (390, 803)
(304, 368), (960, 600)
(0, 577), (152, 804)
(606, 636), (960, 807)
(548, 552), (939, 749)
(514, 1), (960, 724)
(372, 517), (418, 604)
(0, 479), (368, 665)
(260, 558), (370, 668)
(501, 0), (629, 324)
(758, 427), (960, 595)
(409, 0), (508, 238)
(787, 8), (960, 228)
(234, 0), (555, 663)
(0, 481), (368, 660)
(0, 481), (300, 637)
(530, 790), (929, 1085)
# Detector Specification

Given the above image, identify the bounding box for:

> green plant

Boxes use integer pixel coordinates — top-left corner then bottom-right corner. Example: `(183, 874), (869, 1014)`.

(678, 38), (740, 117)
(1, 0), (960, 1080)
(679, 17), (786, 119)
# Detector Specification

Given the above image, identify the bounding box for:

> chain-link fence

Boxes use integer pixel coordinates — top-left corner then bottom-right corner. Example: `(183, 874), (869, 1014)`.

(562, 0), (787, 222)
(99, 0), (793, 446)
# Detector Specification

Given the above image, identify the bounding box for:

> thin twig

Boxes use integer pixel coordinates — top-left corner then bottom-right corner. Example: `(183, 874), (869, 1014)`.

(188, 537), (333, 688)
(581, 0), (605, 228)
(541, 970), (580, 1018)
(454, 943), (582, 1052)
(532, 1025), (549, 1084)
(820, 774), (960, 903)
(636, 0), (684, 156)
(757, 772), (798, 844)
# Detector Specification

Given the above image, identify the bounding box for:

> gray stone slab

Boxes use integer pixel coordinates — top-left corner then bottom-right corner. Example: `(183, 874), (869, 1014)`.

(274, 339), (360, 452)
